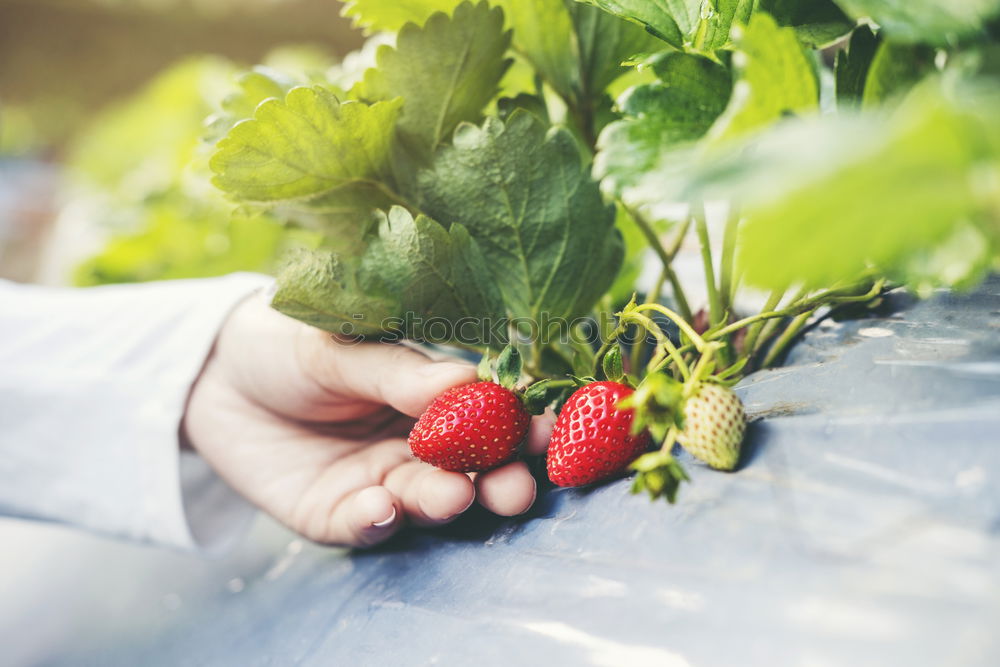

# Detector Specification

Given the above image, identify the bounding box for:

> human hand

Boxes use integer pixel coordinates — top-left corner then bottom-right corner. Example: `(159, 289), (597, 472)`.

(183, 290), (554, 548)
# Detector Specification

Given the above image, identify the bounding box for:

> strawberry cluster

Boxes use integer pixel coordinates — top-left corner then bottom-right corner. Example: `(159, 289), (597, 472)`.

(408, 354), (747, 494)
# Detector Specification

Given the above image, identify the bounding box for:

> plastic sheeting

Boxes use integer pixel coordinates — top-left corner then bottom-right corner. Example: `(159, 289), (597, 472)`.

(2, 278), (999, 666)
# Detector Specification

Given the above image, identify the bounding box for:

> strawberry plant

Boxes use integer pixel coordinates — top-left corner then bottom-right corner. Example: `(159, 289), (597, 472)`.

(202, 0), (1000, 501)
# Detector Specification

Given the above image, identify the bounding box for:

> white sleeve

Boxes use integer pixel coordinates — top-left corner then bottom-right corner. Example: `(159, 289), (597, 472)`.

(0, 273), (274, 554)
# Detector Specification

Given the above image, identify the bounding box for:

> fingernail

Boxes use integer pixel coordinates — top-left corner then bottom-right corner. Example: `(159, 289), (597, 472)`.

(443, 496), (476, 521)
(371, 507), (397, 528)
(418, 362), (474, 378)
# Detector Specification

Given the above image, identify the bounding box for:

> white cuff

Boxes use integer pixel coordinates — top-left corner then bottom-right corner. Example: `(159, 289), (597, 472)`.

(0, 273), (273, 553)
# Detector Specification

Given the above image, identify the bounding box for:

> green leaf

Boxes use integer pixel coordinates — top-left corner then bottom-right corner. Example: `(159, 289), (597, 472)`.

(602, 344), (625, 382)
(496, 344), (523, 388)
(413, 111), (623, 322)
(568, 2), (665, 96)
(477, 350), (494, 381)
(74, 201), (296, 286)
(835, 24), (880, 107)
(574, 0), (694, 49)
(630, 450), (689, 503)
(835, 0), (1000, 45)
(861, 41), (936, 107)
(708, 12), (819, 142)
(205, 67), (299, 143)
(759, 0), (855, 48)
(211, 86), (403, 202)
(619, 371), (683, 435)
(222, 68), (298, 119)
(575, 0), (756, 51)
(495, 0), (579, 100)
(654, 79), (1000, 290)
(341, 0), (463, 33)
(353, 1), (512, 158)
(523, 379), (553, 414)
(497, 93), (551, 123)
(523, 378), (576, 414)
(692, 0), (757, 51)
(595, 52), (732, 201)
(270, 249), (398, 338)
(271, 206), (507, 344)
(70, 57), (236, 192)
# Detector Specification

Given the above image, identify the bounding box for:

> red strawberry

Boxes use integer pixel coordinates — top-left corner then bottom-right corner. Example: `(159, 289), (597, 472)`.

(409, 381), (530, 473)
(547, 381), (651, 487)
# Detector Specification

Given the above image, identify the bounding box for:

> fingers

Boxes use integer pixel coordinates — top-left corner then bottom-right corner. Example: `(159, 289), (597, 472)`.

(322, 486), (403, 548)
(303, 337), (478, 419)
(525, 408), (556, 456)
(383, 461), (476, 526)
(475, 461), (537, 516)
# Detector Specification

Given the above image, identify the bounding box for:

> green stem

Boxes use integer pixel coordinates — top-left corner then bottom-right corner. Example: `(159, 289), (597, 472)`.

(686, 341), (723, 389)
(625, 312), (691, 380)
(718, 206), (740, 314)
(630, 268), (668, 373)
(694, 205), (723, 330)
(742, 288), (784, 354)
(633, 303), (708, 353)
(659, 425), (679, 454)
(762, 309), (815, 368)
(718, 279), (886, 343)
(624, 203), (694, 323)
(663, 218), (694, 322)
(664, 268), (694, 324)
(666, 217), (692, 258)
(540, 378), (577, 389)
(752, 317), (785, 358)
(650, 266), (668, 305)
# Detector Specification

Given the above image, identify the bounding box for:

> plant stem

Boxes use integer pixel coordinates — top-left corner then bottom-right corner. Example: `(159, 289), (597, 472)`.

(665, 217), (692, 258)
(539, 378), (577, 389)
(658, 425), (679, 454)
(629, 268), (668, 373)
(741, 288), (784, 354)
(633, 303), (708, 353)
(718, 205), (740, 314)
(717, 279), (886, 345)
(762, 309), (816, 368)
(751, 317), (785, 357)
(694, 204), (723, 330)
(625, 311), (691, 380)
(623, 203), (694, 323)
(650, 266), (668, 305)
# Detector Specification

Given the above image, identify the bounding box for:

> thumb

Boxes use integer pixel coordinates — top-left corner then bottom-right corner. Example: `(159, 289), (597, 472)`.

(311, 340), (479, 418)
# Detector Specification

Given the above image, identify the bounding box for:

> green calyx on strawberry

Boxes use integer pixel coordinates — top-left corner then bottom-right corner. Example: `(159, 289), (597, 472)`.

(676, 382), (746, 471)
(546, 380), (651, 487)
(408, 344), (531, 473)
(630, 450), (689, 503)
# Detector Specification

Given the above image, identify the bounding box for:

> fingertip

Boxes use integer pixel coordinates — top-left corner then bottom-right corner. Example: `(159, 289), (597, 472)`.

(417, 469), (475, 523)
(526, 408), (557, 456)
(394, 361), (478, 417)
(475, 461), (537, 517)
(354, 486), (401, 545)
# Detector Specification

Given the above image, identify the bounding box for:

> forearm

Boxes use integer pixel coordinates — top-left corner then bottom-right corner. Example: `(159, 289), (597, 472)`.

(0, 273), (272, 552)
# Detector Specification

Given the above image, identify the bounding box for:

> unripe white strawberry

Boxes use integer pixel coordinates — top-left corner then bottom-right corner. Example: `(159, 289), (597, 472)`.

(677, 383), (745, 471)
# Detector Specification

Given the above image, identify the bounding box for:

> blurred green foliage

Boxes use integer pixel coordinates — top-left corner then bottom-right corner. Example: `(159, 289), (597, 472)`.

(67, 55), (326, 286)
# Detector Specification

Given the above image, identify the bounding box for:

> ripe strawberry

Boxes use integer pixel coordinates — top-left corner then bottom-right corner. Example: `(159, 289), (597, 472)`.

(409, 381), (530, 473)
(547, 381), (651, 487)
(677, 383), (745, 471)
